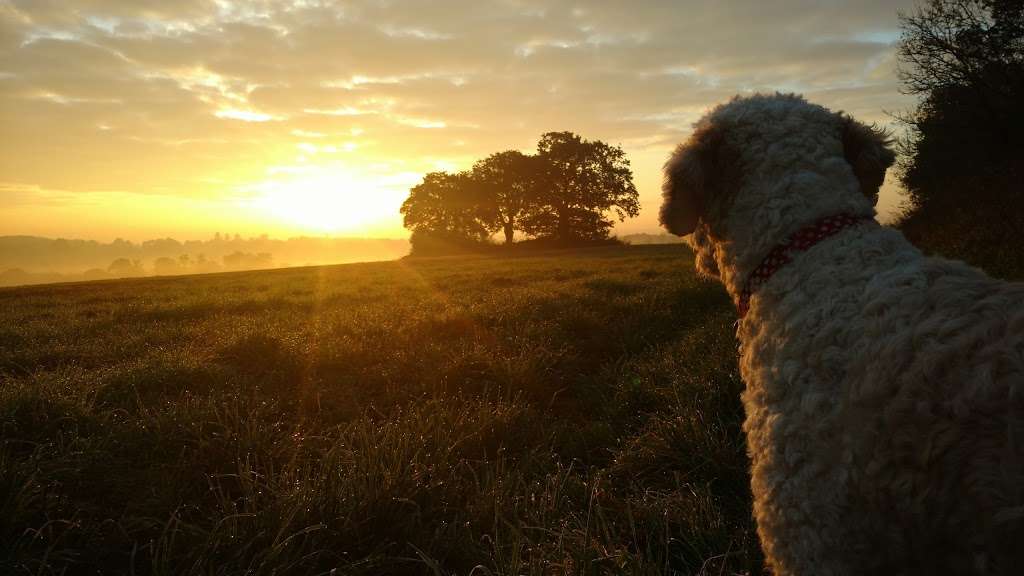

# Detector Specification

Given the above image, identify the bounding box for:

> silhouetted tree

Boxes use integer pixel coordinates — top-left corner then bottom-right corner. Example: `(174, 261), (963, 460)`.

(401, 171), (494, 252)
(898, 0), (1023, 103)
(896, 0), (1024, 276)
(81, 268), (109, 281)
(400, 134), (639, 253)
(153, 257), (180, 275)
(107, 258), (144, 277)
(471, 151), (542, 245)
(194, 253), (221, 274)
(520, 132), (639, 242)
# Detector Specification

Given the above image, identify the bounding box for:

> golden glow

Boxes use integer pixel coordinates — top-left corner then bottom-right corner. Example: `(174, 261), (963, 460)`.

(215, 108), (277, 122)
(241, 166), (413, 235)
(1, 1), (914, 243)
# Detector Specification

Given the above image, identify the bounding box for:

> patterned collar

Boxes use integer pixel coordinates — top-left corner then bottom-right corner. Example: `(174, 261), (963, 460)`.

(737, 213), (875, 318)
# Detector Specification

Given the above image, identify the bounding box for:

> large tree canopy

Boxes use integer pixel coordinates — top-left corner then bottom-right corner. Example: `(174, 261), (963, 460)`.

(400, 132), (639, 251)
(400, 171), (492, 242)
(896, 0), (1024, 277)
(471, 151), (542, 245)
(520, 132), (640, 241)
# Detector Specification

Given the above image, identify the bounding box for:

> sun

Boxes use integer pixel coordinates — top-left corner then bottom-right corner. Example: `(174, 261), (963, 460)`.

(244, 168), (404, 235)
(253, 175), (365, 233)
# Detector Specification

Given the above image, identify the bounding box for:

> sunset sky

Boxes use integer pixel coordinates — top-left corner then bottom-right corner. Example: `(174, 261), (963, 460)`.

(1, 0), (918, 241)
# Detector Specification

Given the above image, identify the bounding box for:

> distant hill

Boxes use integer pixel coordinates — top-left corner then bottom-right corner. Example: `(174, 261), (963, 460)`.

(0, 234), (410, 287)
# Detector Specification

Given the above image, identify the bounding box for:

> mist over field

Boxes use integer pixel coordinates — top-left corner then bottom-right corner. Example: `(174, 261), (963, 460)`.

(0, 235), (411, 287)
(0, 234), (684, 287)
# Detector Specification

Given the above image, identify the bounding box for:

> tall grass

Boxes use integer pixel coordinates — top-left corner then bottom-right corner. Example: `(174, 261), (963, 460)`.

(0, 245), (759, 575)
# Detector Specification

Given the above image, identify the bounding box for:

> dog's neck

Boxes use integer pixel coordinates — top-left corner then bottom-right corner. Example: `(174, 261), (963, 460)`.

(692, 170), (877, 306)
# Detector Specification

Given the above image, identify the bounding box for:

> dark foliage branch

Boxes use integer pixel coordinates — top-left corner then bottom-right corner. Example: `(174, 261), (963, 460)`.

(896, 0), (1024, 278)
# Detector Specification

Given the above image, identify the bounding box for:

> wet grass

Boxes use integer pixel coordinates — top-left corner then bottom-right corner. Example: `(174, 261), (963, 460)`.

(0, 244), (759, 575)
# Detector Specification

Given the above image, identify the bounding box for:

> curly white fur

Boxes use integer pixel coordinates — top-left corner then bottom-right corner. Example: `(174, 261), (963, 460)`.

(660, 94), (1024, 575)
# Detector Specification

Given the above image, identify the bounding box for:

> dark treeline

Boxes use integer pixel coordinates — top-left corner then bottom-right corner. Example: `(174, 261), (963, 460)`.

(620, 233), (687, 245)
(0, 235), (409, 287)
(896, 0), (1024, 278)
(401, 131), (640, 255)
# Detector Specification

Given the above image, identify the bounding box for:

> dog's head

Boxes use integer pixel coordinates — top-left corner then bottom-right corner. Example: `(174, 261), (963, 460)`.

(660, 94), (894, 276)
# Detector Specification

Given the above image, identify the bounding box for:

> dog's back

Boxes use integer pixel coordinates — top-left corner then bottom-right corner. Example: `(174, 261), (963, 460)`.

(739, 221), (1024, 574)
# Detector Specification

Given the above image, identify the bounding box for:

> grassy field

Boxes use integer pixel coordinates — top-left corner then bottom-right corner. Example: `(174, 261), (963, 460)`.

(0, 244), (759, 575)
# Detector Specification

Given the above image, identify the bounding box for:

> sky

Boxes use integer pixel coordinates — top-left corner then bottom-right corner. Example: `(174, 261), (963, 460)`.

(0, 0), (919, 241)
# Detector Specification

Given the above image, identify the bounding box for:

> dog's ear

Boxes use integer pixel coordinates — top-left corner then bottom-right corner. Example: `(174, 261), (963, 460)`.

(688, 223), (721, 279)
(660, 143), (703, 236)
(842, 116), (895, 205)
(660, 124), (729, 236)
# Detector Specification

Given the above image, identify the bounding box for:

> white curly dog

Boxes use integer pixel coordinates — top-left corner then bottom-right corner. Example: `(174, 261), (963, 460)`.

(660, 93), (1024, 575)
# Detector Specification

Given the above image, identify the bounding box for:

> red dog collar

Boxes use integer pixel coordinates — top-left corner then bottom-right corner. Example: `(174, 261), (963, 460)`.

(737, 213), (874, 318)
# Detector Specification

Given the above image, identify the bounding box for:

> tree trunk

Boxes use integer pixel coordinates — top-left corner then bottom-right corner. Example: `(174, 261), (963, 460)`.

(504, 219), (514, 245)
(556, 204), (569, 241)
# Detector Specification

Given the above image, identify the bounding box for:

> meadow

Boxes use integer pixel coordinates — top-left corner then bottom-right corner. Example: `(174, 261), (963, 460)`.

(0, 244), (759, 575)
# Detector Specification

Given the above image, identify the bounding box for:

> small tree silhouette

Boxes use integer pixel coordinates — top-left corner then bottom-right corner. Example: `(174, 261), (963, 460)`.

(153, 257), (180, 276)
(107, 258), (144, 277)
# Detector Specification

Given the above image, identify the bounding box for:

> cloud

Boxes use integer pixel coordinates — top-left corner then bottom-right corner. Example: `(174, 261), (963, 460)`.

(0, 0), (920, 237)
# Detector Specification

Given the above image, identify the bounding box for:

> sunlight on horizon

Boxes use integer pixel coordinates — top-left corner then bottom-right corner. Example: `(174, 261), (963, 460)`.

(0, 0), (918, 242)
(241, 167), (413, 235)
